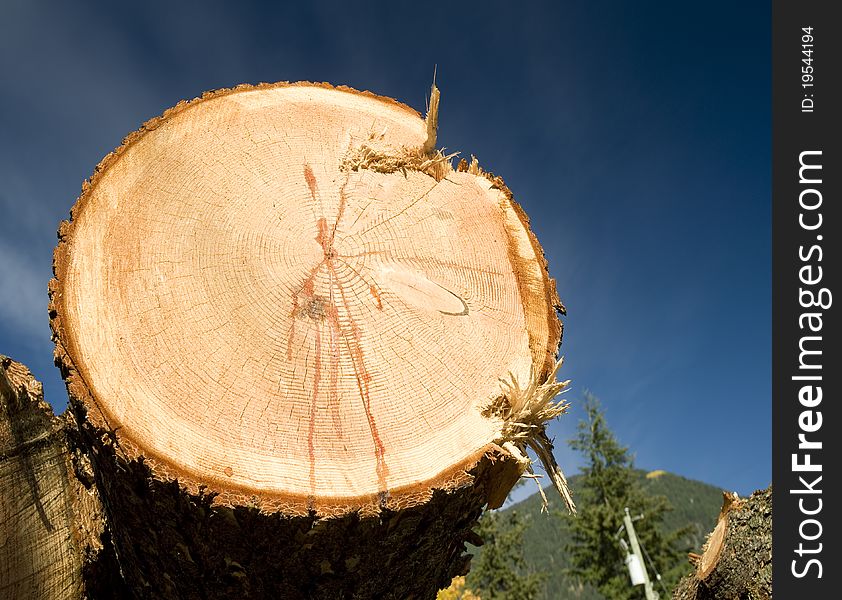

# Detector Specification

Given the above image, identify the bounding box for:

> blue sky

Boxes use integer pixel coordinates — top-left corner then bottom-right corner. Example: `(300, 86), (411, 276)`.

(0, 1), (770, 498)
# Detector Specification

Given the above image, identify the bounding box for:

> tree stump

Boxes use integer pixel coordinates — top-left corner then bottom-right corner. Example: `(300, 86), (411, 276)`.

(673, 487), (772, 600)
(48, 82), (569, 599)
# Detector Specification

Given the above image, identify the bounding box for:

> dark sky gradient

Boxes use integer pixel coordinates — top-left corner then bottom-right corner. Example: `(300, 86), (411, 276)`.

(0, 1), (770, 498)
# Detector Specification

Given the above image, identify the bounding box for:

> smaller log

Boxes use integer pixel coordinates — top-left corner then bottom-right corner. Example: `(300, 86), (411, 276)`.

(0, 355), (126, 599)
(673, 486), (772, 600)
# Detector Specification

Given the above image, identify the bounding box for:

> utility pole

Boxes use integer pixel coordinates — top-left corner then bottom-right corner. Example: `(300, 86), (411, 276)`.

(623, 507), (659, 600)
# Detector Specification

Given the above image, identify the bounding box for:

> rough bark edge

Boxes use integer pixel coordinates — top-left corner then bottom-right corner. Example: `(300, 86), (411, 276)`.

(49, 81), (557, 518)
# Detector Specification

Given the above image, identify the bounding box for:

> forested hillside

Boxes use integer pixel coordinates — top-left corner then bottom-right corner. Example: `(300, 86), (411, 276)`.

(498, 471), (724, 600)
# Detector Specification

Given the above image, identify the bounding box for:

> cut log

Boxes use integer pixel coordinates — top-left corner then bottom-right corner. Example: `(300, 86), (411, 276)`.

(49, 82), (569, 598)
(673, 487), (772, 600)
(0, 355), (125, 599)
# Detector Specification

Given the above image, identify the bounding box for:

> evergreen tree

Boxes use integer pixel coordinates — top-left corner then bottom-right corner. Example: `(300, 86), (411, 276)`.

(467, 506), (546, 600)
(564, 393), (688, 599)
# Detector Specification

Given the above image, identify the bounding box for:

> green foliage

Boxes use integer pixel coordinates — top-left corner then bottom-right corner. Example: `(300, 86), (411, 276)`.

(467, 508), (546, 600)
(505, 471), (721, 600)
(563, 393), (690, 599)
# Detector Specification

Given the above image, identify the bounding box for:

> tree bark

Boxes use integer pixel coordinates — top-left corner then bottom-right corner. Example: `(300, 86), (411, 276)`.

(0, 355), (125, 599)
(673, 487), (772, 600)
(46, 81), (570, 599)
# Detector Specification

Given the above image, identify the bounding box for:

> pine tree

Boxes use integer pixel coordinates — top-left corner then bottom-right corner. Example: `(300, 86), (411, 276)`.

(565, 393), (688, 599)
(467, 506), (546, 600)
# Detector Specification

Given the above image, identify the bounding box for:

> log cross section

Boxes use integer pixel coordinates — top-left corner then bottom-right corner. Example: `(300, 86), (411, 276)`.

(51, 82), (561, 516)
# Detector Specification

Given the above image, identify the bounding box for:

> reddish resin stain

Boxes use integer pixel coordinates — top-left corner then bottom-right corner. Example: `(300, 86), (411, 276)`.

(304, 164), (318, 200)
(325, 301), (343, 435)
(330, 262), (388, 491)
(308, 321), (322, 497)
(315, 217), (329, 251)
(369, 284), (383, 310)
(290, 164), (388, 499)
